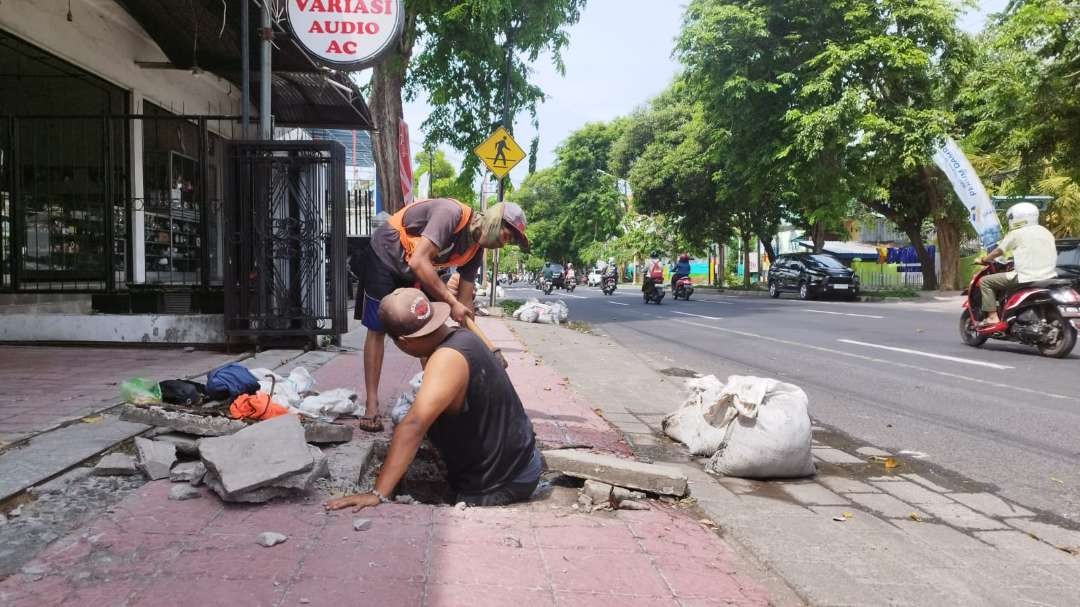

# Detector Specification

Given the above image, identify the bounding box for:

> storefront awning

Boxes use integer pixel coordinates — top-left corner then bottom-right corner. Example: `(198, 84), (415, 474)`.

(116, 0), (373, 130)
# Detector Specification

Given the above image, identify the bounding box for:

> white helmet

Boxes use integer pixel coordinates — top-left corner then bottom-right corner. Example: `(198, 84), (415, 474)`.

(1006, 202), (1039, 230)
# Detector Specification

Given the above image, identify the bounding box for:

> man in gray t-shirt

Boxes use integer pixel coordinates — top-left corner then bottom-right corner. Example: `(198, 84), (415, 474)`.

(355, 198), (529, 432)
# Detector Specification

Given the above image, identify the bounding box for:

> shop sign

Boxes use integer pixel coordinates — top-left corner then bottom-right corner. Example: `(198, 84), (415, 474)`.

(287, 0), (404, 70)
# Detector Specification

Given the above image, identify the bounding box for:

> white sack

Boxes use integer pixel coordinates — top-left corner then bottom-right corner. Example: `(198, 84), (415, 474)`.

(705, 375), (814, 479)
(296, 388), (360, 422)
(661, 375), (728, 456)
(390, 372), (424, 426)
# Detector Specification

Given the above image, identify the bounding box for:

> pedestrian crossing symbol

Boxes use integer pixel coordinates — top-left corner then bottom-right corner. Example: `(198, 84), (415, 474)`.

(474, 126), (525, 178)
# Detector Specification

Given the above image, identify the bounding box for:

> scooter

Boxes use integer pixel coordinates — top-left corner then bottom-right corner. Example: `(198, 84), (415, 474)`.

(566, 275), (577, 293)
(673, 275), (694, 300)
(960, 260), (1080, 358)
(643, 277), (666, 304)
(601, 274), (617, 296)
(541, 277), (555, 295)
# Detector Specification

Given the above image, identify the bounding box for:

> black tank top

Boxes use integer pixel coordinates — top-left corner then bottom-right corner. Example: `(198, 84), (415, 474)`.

(426, 329), (536, 495)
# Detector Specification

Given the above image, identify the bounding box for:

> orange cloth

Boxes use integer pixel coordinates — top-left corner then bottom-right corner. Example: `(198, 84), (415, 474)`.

(228, 392), (290, 421)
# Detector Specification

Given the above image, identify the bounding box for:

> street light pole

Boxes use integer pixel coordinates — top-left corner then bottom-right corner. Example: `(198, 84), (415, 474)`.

(491, 31), (514, 309)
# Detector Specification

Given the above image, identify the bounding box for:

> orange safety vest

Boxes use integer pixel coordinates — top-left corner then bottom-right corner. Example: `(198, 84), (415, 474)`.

(387, 199), (481, 270)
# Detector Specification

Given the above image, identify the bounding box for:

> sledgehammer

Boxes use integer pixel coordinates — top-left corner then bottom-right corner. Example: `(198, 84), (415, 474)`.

(464, 316), (509, 369)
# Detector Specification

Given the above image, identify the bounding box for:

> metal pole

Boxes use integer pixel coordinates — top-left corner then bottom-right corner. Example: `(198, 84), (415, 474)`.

(241, 0), (250, 137)
(259, 3), (272, 140)
(491, 39), (513, 309)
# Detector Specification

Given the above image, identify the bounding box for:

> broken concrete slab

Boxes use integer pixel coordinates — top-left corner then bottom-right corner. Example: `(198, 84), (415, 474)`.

(94, 453), (138, 476)
(134, 437), (176, 480)
(203, 472), (293, 503)
(542, 449), (688, 496)
(618, 500), (650, 510)
(612, 486), (646, 503)
(154, 432), (201, 457)
(198, 415), (313, 498)
(319, 439), (378, 495)
(582, 480), (614, 506)
(170, 461), (206, 483)
(168, 485), (201, 501)
(120, 405), (248, 437)
(271, 447), (329, 493)
(302, 421), (353, 444)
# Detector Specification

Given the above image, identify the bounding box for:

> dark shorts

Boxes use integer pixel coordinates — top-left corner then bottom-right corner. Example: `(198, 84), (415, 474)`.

(354, 249), (412, 332)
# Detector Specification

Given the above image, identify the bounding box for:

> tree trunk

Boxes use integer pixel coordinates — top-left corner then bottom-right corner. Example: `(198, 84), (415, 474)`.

(921, 166), (961, 291)
(758, 234), (777, 264)
(810, 220), (826, 253)
(909, 229), (939, 291)
(368, 12), (417, 215)
(717, 244), (725, 288)
(742, 234), (751, 288)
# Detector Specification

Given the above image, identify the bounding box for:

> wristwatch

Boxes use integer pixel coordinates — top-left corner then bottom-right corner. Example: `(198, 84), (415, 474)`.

(372, 489), (391, 504)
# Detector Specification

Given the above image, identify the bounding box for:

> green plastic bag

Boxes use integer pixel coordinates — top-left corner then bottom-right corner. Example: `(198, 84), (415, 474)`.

(120, 377), (162, 405)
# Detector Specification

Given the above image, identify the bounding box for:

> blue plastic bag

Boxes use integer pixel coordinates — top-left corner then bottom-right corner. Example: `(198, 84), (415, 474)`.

(205, 363), (260, 401)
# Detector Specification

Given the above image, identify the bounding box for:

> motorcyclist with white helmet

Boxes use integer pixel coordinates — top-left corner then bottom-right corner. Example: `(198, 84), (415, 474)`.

(976, 202), (1058, 328)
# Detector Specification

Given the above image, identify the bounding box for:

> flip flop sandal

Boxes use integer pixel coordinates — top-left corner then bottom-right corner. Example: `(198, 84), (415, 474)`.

(356, 416), (384, 433)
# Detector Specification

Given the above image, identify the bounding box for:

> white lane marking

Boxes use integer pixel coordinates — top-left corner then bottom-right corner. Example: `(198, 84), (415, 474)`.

(837, 339), (1013, 370)
(670, 319), (1075, 402)
(608, 301), (630, 306)
(804, 309), (884, 319)
(671, 311), (723, 320)
(561, 293), (588, 299)
(699, 299), (733, 305)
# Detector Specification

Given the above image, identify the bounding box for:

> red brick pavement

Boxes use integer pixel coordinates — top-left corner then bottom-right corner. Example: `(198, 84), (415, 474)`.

(0, 346), (237, 440)
(0, 320), (770, 606)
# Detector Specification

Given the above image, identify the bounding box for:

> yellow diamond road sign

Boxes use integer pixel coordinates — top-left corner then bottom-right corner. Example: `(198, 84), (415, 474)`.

(474, 126), (525, 178)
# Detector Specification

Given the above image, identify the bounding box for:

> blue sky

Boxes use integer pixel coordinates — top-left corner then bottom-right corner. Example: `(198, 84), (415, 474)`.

(400, 0), (1009, 187)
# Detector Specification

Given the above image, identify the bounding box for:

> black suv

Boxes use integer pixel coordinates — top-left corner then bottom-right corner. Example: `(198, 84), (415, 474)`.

(767, 253), (860, 300)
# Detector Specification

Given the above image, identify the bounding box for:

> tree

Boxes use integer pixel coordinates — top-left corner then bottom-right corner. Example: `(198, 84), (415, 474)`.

(368, 0), (586, 213)
(413, 146), (477, 204)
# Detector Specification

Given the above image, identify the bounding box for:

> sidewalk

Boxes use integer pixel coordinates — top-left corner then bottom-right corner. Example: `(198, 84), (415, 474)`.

(0, 319), (776, 606)
(509, 320), (1080, 606)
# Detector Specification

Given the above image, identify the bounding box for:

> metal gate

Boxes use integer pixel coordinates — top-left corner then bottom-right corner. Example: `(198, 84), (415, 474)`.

(223, 141), (347, 340)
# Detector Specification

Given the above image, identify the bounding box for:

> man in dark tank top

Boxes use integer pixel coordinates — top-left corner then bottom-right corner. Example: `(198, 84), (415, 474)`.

(326, 288), (541, 512)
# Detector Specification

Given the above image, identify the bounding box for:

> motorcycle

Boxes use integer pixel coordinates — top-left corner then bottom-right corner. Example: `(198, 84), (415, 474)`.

(960, 259), (1080, 358)
(601, 274), (617, 296)
(541, 277), (555, 295)
(672, 275), (694, 300)
(566, 275), (577, 293)
(643, 276), (666, 304)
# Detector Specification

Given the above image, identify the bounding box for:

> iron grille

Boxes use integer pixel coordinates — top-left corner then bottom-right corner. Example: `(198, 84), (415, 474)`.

(224, 140), (347, 339)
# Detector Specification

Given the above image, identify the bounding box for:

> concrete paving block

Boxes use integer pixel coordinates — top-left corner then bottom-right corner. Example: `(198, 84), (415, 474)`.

(302, 421), (353, 444)
(120, 405), (247, 437)
(134, 437), (176, 480)
(541, 449), (687, 496)
(947, 492), (1034, 518)
(714, 475), (762, 495)
(855, 446), (892, 457)
(198, 415), (313, 497)
(893, 520), (994, 555)
(900, 473), (952, 493)
(1005, 518), (1080, 552)
(975, 530), (1079, 566)
(818, 475), (880, 494)
(848, 492), (927, 519)
(30, 467), (94, 496)
(153, 432), (200, 456)
(918, 502), (1007, 530)
(810, 447), (864, 465)
(872, 480), (955, 505)
(168, 484), (201, 501)
(169, 461), (206, 483)
(93, 453), (138, 476)
(780, 482), (850, 505)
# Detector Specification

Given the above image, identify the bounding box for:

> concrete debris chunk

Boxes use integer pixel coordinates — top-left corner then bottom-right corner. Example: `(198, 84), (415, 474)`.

(120, 405), (247, 437)
(170, 461), (206, 483)
(255, 531), (288, 547)
(154, 432), (201, 456)
(168, 485), (201, 501)
(94, 453), (138, 476)
(617, 500), (650, 511)
(353, 518), (372, 531)
(542, 449), (688, 496)
(203, 473), (293, 503)
(582, 480), (614, 507)
(302, 421), (353, 444)
(198, 415), (313, 498)
(134, 437), (176, 480)
(31, 467), (94, 496)
(269, 446), (329, 493)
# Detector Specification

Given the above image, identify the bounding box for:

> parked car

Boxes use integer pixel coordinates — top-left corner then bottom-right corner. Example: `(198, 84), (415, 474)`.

(767, 253), (859, 300)
(587, 269), (603, 287)
(1057, 238), (1080, 287)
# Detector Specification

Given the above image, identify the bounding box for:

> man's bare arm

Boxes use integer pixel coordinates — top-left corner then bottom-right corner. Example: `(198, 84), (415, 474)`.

(409, 238), (472, 322)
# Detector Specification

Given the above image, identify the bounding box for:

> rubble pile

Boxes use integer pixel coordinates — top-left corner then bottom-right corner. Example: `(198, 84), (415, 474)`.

(542, 448), (689, 513)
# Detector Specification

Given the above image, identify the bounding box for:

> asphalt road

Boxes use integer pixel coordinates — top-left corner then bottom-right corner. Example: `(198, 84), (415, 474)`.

(506, 282), (1080, 522)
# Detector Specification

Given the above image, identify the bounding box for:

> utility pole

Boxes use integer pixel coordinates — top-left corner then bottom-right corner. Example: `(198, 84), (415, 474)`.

(259, 2), (272, 139)
(429, 147), (435, 198)
(241, 0), (250, 138)
(490, 31), (514, 309)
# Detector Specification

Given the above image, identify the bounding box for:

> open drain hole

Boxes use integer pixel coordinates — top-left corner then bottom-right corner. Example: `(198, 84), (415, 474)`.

(370, 441), (451, 505)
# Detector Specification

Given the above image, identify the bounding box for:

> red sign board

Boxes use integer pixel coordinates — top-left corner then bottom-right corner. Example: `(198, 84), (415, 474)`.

(398, 119), (413, 205)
